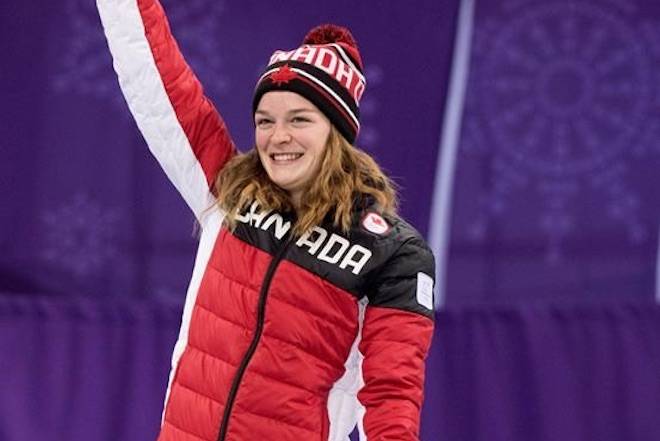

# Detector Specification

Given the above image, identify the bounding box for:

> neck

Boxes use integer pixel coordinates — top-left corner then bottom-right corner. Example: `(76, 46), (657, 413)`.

(289, 190), (302, 211)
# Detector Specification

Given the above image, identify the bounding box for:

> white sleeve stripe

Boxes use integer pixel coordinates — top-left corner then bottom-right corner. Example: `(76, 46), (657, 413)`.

(326, 299), (367, 440)
(97, 0), (215, 220)
(160, 209), (224, 423)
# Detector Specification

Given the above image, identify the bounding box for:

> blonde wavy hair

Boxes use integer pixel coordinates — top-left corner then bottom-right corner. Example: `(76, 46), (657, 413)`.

(214, 126), (398, 236)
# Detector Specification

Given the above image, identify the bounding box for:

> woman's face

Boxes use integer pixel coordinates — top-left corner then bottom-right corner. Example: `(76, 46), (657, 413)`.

(255, 91), (331, 206)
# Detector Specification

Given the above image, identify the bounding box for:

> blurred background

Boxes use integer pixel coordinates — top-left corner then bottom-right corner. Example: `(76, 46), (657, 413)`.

(2, 0), (660, 440)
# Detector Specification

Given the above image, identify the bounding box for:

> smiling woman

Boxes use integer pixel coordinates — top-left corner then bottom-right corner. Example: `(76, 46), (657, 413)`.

(97, 0), (435, 440)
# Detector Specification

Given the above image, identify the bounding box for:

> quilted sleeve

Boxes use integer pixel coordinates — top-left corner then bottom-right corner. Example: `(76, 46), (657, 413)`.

(97, 0), (236, 220)
(358, 237), (435, 440)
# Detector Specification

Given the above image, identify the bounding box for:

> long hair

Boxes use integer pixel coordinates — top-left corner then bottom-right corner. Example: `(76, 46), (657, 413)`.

(214, 126), (398, 236)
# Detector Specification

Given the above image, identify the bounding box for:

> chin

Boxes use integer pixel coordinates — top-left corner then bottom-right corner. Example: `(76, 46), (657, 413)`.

(277, 183), (299, 194)
(270, 175), (299, 190)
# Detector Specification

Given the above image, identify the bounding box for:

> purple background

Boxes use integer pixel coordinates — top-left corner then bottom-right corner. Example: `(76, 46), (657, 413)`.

(2, 0), (660, 440)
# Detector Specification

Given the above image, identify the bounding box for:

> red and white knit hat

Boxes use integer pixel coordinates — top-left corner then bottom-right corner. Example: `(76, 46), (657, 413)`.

(252, 24), (366, 144)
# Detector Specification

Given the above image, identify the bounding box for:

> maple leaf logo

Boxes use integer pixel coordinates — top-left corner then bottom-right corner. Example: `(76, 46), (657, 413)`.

(362, 212), (390, 235)
(270, 65), (298, 85)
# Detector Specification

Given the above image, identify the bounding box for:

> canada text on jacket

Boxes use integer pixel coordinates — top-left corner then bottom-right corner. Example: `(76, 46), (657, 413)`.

(236, 202), (373, 275)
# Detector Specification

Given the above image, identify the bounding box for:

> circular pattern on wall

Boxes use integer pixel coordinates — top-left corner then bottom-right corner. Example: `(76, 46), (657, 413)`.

(457, 1), (659, 261)
(476, 3), (650, 177)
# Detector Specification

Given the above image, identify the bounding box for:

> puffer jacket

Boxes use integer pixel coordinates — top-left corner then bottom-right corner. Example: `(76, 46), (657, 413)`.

(97, 1), (435, 440)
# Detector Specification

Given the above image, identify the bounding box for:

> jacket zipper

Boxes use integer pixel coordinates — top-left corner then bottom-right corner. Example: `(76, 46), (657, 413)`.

(216, 236), (293, 441)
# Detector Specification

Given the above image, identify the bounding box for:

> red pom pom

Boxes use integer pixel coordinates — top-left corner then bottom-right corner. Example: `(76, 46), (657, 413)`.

(303, 24), (358, 49)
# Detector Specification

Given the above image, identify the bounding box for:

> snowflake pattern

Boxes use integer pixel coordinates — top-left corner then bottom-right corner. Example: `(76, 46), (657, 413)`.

(52, 0), (229, 108)
(460, 0), (660, 262)
(41, 193), (121, 281)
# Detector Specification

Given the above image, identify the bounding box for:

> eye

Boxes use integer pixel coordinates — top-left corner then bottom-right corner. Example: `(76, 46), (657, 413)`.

(255, 118), (273, 128)
(291, 116), (311, 124)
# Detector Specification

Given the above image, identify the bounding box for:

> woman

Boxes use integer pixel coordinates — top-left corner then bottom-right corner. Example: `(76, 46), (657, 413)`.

(97, 0), (435, 440)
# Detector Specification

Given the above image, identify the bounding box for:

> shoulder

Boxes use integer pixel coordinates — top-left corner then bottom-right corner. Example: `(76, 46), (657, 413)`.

(352, 210), (436, 317)
(386, 214), (432, 250)
(381, 213), (435, 276)
(352, 205), (435, 283)
(355, 207), (434, 265)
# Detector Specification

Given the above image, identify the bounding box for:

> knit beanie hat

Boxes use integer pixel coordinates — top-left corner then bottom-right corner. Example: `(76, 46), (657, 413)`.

(252, 24), (366, 144)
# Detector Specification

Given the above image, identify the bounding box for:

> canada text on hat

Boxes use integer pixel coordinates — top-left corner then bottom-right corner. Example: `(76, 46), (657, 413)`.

(267, 44), (366, 102)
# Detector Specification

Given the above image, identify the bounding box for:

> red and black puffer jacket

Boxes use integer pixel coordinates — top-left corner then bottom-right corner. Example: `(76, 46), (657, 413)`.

(163, 202), (435, 441)
(97, 0), (435, 439)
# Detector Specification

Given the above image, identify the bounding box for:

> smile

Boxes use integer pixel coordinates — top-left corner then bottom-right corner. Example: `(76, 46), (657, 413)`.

(270, 153), (304, 163)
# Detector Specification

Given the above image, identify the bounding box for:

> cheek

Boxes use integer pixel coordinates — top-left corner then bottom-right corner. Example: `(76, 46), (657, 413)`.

(311, 138), (328, 167)
(255, 133), (269, 162)
(255, 131), (267, 151)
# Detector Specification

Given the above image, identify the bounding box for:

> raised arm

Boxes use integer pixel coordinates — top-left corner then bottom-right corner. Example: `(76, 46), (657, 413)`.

(358, 238), (435, 440)
(97, 0), (236, 219)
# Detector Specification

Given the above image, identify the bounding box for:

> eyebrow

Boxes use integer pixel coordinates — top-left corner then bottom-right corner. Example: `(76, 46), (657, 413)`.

(288, 108), (316, 114)
(255, 108), (317, 116)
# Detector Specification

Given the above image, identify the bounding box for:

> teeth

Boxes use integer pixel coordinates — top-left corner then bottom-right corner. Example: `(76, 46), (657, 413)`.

(271, 153), (303, 161)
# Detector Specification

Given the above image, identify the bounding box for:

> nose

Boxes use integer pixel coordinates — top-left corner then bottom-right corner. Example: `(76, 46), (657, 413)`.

(271, 123), (292, 144)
